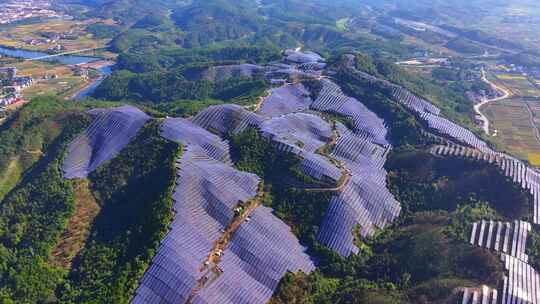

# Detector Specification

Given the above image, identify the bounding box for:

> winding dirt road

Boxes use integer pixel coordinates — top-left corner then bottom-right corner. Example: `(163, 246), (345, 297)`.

(474, 68), (512, 135)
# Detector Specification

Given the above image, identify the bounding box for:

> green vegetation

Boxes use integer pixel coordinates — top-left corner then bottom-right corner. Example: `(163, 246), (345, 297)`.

(59, 121), (179, 303)
(446, 38), (485, 55)
(386, 149), (532, 219)
(0, 98), (87, 202)
(270, 210), (504, 304)
(94, 68), (268, 107)
(226, 126), (509, 303)
(86, 23), (122, 39)
(0, 102), (90, 303)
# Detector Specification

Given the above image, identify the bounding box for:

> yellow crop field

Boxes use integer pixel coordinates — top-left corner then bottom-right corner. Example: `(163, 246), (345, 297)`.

(0, 19), (110, 52)
(529, 153), (540, 167)
(497, 74), (528, 80)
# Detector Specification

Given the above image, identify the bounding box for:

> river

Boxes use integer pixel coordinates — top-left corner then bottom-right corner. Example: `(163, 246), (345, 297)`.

(0, 46), (99, 65)
(0, 46), (113, 99)
(72, 65), (113, 100)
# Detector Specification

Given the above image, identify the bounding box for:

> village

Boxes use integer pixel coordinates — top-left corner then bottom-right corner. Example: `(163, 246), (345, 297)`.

(0, 67), (33, 108)
(0, 0), (59, 25)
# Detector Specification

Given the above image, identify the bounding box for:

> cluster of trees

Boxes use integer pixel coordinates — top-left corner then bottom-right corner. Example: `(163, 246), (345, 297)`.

(0, 98), (88, 201)
(228, 125), (508, 303)
(0, 101), (91, 302)
(94, 69), (268, 107)
(58, 122), (180, 303)
(386, 149), (532, 219)
(86, 23), (122, 39)
(332, 53), (481, 135)
(58, 122), (179, 303)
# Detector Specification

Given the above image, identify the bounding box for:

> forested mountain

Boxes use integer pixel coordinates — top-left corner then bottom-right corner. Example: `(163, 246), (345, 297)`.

(1, 0), (539, 303)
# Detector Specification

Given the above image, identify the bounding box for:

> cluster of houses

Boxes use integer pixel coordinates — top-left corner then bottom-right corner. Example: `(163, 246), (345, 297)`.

(22, 31), (78, 50)
(0, 0), (58, 25)
(0, 67), (33, 107)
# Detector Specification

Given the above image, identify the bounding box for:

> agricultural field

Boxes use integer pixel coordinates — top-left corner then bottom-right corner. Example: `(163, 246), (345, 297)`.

(483, 97), (540, 165)
(493, 72), (540, 97)
(2, 58), (89, 99)
(470, 3), (540, 50)
(0, 18), (113, 52)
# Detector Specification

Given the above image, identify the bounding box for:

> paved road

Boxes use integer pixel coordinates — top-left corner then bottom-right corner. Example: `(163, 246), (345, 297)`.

(26, 47), (106, 61)
(474, 68), (512, 135)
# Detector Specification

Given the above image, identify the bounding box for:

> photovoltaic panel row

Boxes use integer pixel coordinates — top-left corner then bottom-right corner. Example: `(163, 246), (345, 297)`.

(470, 220), (530, 262)
(500, 254), (540, 304)
(461, 286), (498, 304)
(419, 111), (490, 152)
(161, 117), (232, 163)
(192, 104), (265, 136)
(317, 175), (401, 256)
(260, 112), (333, 153)
(258, 83), (312, 117)
(432, 143), (540, 224)
(63, 105), (151, 179)
(284, 49), (324, 64)
(312, 79), (389, 146)
(132, 118), (260, 304)
(191, 206), (315, 304)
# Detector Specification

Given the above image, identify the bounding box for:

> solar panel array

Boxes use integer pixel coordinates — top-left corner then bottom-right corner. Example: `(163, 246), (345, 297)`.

(63, 105), (150, 179)
(191, 81), (401, 257)
(306, 79), (400, 256)
(193, 104), (343, 185)
(500, 254), (540, 304)
(192, 104), (265, 136)
(312, 79), (389, 146)
(161, 117), (231, 163)
(133, 117), (316, 304)
(432, 144), (540, 224)
(347, 62), (492, 152)
(391, 86), (441, 116)
(258, 84), (312, 117)
(133, 118), (262, 303)
(191, 207), (315, 304)
(284, 49), (324, 64)
(470, 220), (531, 262)
(203, 64), (264, 82)
(461, 224), (540, 304)
(260, 112), (333, 153)
(298, 62), (326, 75)
(317, 174), (401, 256)
(461, 286), (498, 304)
(419, 111), (491, 152)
